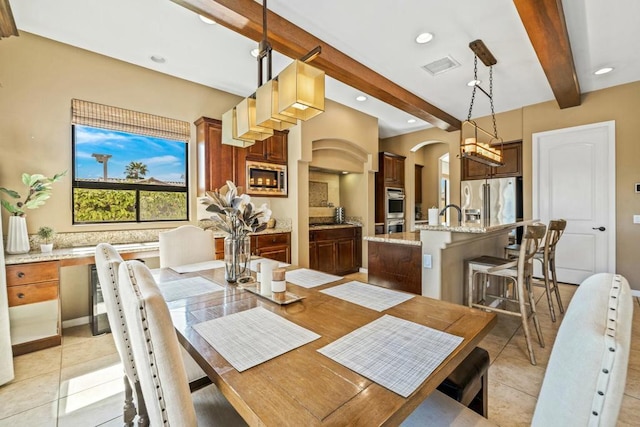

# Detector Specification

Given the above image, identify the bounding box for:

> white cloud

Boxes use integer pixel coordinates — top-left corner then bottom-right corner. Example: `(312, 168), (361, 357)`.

(142, 155), (180, 165)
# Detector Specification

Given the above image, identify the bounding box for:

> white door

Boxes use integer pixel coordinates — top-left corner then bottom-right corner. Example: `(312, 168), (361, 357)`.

(533, 121), (615, 284)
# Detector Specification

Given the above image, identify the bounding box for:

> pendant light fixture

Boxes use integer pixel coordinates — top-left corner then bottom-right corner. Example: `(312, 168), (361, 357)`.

(460, 40), (504, 167)
(222, 0), (325, 146)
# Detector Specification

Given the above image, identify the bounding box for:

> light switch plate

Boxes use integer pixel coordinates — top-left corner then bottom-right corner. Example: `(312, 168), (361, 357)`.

(634, 215), (640, 224)
(423, 254), (432, 269)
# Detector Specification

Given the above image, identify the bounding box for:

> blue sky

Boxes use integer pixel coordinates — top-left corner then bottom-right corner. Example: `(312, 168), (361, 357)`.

(74, 125), (186, 183)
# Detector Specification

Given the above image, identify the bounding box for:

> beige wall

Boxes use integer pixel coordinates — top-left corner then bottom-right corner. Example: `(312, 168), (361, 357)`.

(0, 33), (245, 320)
(298, 100), (379, 268)
(382, 81), (640, 289)
(421, 143), (449, 212)
(0, 32), (241, 237)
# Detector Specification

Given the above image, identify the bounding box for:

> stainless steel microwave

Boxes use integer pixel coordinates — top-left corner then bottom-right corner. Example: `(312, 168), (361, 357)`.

(246, 160), (287, 197)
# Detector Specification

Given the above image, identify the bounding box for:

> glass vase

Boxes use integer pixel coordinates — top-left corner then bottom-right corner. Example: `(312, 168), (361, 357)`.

(224, 236), (250, 283)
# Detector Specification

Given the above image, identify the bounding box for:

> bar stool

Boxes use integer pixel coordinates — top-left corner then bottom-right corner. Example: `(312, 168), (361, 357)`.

(505, 219), (566, 322)
(467, 223), (547, 365)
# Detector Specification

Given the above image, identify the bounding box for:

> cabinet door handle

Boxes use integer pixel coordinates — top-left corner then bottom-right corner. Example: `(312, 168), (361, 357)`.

(17, 271), (25, 278)
(17, 293), (25, 299)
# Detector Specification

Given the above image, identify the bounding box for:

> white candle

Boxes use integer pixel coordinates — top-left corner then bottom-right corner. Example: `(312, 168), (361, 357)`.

(256, 262), (262, 283)
(271, 268), (286, 293)
(259, 260), (278, 296)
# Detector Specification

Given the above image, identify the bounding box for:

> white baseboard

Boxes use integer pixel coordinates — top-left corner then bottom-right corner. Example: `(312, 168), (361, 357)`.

(62, 316), (90, 329)
(359, 268), (368, 274)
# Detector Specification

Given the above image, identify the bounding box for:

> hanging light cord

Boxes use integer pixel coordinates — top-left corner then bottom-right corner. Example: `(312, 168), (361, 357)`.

(466, 55), (499, 139)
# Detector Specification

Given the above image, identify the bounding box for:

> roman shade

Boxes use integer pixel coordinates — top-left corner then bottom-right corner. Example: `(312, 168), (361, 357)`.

(71, 99), (190, 142)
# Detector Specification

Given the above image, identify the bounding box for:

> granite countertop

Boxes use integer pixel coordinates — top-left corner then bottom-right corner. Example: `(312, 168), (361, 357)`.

(364, 231), (421, 246)
(210, 227), (292, 238)
(5, 226), (293, 265)
(4, 241), (161, 265)
(415, 219), (536, 234)
(308, 223), (361, 231)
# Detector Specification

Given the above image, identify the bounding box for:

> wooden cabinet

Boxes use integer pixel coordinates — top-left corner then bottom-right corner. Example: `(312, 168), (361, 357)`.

(415, 164), (423, 204)
(461, 140), (522, 180)
(216, 232), (291, 263)
(375, 152), (406, 223)
(196, 116), (288, 195)
(244, 131), (288, 164)
(214, 237), (224, 260)
(380, 152), (405, 187)
(6, 261), (61, 355)
(309, 226), (362, 275)
(195, 117), (238, 193)
(367, 241), (421, 295)
(250, 232), (291, 263)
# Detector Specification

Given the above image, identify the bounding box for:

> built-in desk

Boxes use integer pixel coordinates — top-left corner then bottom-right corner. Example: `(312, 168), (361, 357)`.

(4, 242), (161, 355)
(416, 220), (536, 304)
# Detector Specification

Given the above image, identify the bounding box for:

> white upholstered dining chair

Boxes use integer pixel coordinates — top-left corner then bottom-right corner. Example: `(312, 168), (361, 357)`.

(95, 243), (143, 426)
(117, 260), (246, 427)
(159, 225), (215, 268)
(95, 243), (214, 426)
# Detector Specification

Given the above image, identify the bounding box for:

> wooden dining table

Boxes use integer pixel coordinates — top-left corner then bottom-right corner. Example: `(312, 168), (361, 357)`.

(154, 264), (497, 426)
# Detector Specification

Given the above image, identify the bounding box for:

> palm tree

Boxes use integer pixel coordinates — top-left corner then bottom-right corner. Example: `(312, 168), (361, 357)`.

(124, 162), (148, 180)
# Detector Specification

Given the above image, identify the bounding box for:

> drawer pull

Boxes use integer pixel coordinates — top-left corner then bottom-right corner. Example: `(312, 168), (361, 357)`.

(272, 237), (276, 243)
(17, 272), (25, 278)
(17, 293), (25, 299)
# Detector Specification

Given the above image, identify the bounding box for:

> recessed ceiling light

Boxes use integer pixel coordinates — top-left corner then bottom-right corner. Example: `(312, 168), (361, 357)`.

(199, 15), (216, 25)
(415, 32), (434, 44)
(150, 55), (166, 64)
(594, 67), (614, 75)
(467, 79), (481, 87)
(342, 171), (349, 175)
(407, 119), (417, 124)
(250, 48), (259, 58)
(355, 95), (367, 102)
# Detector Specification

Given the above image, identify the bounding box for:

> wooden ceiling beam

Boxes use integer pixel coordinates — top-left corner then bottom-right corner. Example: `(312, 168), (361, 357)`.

(171, 0), (461, 131)
(513, 0), (581, 108)
(0, 0), (19, 40)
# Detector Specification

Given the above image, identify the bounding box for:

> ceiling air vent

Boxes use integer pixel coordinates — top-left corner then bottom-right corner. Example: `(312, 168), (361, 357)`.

(422, 56), (460, 76)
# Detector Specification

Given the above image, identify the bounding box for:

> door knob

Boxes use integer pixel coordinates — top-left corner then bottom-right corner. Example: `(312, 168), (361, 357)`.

(592, 226), (606, 232)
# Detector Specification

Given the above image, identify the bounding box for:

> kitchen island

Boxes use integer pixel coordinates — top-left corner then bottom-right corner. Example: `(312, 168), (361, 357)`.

(416, 220), (535, 304)
(364, 232), (422, 294)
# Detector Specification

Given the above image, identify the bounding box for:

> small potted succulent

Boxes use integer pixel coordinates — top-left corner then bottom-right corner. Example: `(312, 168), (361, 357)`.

(37, 226), (55, 253)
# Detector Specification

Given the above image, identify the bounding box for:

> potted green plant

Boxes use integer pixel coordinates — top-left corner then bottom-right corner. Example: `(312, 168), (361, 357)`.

(0, 171), (66, 254)
(36, 226), (55, 253)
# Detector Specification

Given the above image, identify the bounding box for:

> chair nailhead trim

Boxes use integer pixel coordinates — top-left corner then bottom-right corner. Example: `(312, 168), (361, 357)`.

(589, 274), (625, 426)
(127, 262), (169, 425)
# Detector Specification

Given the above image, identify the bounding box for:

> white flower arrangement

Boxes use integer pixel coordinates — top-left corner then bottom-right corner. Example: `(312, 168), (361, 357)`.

(201, 181), (272, 239)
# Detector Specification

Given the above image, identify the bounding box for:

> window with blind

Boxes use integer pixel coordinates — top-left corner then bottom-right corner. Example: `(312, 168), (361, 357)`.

(71, 100), (190, 224)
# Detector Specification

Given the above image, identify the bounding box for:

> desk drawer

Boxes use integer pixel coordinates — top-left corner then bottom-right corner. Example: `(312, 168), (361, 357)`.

(7, 282), (59, 307)
(6, 261), (60, 286)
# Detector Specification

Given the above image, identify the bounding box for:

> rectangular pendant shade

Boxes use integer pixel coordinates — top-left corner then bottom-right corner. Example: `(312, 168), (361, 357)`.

(236, 97), (274, 141)
(278, 60), (325, 121)
(222, 108), (255, 147)
(256, 80), (297, 131)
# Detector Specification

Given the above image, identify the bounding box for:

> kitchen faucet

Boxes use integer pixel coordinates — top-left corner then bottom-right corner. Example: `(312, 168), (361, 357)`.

(440, 204), (462, 225)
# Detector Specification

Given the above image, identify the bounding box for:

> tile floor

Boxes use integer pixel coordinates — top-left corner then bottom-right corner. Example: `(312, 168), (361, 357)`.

(1, 281), (639, 426)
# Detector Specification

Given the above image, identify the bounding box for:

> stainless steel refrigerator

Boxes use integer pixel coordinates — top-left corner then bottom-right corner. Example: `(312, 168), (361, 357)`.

(461, 177), (523, 226)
